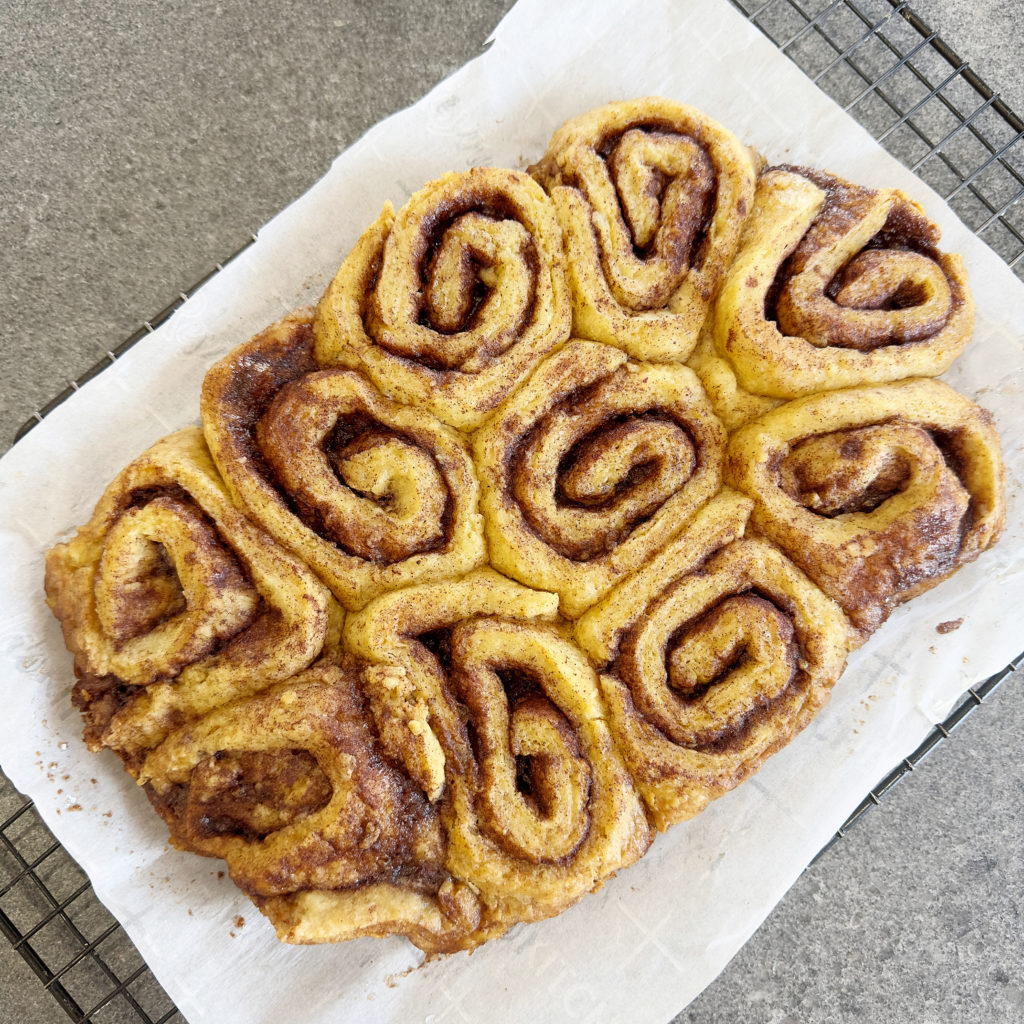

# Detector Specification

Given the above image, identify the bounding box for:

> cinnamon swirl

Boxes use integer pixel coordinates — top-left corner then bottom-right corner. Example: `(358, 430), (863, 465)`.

(475, 338), (726, 618)
(714, 167), (974, 397)
(726, 379), (1005, 637)
(576, 491), (851, 829)
(313, 167), (571, 431)
(141, 663), (493, 953)
(201, 309), (486, 611)
(530, 97), (758, 361)
(345, 570), (651, 930)
(44, 428), (333, 767)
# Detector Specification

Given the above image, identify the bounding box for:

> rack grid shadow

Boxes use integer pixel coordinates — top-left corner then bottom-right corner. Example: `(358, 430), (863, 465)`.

(3, 0), (1021, 1020)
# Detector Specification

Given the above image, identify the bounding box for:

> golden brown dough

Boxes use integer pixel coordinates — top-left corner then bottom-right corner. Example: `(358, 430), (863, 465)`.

(201, 310), (486, 611)
(726, 379), (1005, 637)
(531, 97), (758, 361)
(714, 167), (974, 398)
(141, 663), (493, 953)
(576, 491), (851, 830)
(44, 428), (333, 766)
(314, 167), (571, 431)
(686, 315), (782, 431)
(475, 338), (727, 618)
(345, 570), (651, 931)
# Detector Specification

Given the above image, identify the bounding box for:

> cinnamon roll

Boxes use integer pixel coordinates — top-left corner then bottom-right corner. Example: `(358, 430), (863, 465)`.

(313, 167), (571, 431)
(141, 663), (492, 953)
(344, 568), (559, 800)
(475, 338), (726, 618)
(575, 491), (851, 830)
(345, 570), (651, 930)
(201, 310), (486, 611)
(41, 96), (1009, 958)
(530, 97), (758, 361)
(726, 379), (1005, 637)
(713, 167), (974, 397)
(44, 428), (333, 766)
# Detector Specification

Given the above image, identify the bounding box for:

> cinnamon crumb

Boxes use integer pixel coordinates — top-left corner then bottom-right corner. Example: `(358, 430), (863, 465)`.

(936, 618), (963, 634)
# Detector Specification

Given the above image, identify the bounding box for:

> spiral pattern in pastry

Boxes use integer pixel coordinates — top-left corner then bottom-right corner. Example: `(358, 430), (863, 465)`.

(530, 97), (758, 362)
(313, 167), (571, 431)
(44, 428), (332, 765)
(575, 490), (851, 830)
(141, 663), (492, 953)
(345, 570), (651, 928)
(475, 339), (726, 617)
(41, 95), (1010, 958)
(201, 310), (486, 611)
(713, 167), (974, 398)
(726, 379), (1005, 637)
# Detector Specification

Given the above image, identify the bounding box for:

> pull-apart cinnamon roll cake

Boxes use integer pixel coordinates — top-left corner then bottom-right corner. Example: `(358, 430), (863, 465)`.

(45, 96), (1005, 955)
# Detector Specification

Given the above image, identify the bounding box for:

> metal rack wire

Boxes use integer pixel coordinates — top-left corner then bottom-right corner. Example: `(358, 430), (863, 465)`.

(2, 0), (1021, 1019)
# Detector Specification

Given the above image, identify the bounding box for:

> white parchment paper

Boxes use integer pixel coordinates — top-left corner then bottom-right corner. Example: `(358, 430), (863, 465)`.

(2, 1), (1022, 1021)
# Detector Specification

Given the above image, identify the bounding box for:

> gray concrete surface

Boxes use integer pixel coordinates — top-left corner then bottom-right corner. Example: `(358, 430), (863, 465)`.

(2, 1), (1021, 1022)
(0, 942), (58, 1024)
(913, 0), (1024, 114)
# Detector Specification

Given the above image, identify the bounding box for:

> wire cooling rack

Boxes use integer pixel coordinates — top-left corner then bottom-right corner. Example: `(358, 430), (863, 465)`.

(3, 1), (1022, 1020)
